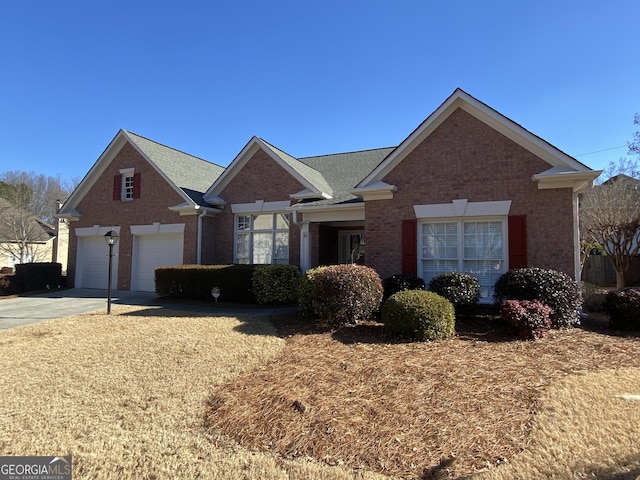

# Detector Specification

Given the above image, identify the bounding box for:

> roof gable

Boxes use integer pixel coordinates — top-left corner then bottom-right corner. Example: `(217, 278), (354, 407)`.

(58, 130), (224, 217)
(355, 88), (600, 193)
(203, 137), (333, 204)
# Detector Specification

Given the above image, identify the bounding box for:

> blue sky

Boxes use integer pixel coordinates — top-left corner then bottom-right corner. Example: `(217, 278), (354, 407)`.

(1, 0), (638, 184)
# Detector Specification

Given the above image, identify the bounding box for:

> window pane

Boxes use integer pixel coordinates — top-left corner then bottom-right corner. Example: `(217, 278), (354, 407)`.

(464, 221), (503, 260)
(422, 259), (458, 286)
(422, 222), (457, 259)
(464, 260), (504, 299)
(236, 233), (249, 263)
(253, 214), (273, 230)
(237, 215), (251, 231)
(253, 233), (273, 264)
(275, 213), (289, 229)
(274, 232), (289, 264)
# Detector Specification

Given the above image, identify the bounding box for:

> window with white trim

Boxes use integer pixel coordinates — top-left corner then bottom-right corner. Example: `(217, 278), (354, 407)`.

(235, 213), (289, 264)
(420, 218), (506, 300)
(123, 173), (135, 200)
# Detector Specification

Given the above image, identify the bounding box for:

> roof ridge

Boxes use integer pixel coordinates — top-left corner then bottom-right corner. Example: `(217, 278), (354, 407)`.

(124, 130), (225, 169)
(299, 146), (396, 160)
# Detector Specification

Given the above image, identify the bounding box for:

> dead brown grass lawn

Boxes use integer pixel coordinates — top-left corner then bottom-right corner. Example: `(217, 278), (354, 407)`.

(0, 307), (391, 480)
(206, 313), (640, 479)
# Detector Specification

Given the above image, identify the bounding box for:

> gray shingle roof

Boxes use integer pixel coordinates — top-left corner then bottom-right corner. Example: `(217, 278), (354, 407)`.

(125, 131), (225, 206)
(297, 147), (395, 206)
(259, 139), (334, 196)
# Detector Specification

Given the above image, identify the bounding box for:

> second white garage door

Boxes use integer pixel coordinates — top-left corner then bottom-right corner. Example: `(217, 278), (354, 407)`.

(131, 233), (184, 292)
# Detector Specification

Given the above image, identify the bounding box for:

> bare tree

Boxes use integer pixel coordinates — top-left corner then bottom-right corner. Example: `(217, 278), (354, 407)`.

(0, 171), (77, 224)
(0, 197), (54, 264)
(581, 173), (640, 288)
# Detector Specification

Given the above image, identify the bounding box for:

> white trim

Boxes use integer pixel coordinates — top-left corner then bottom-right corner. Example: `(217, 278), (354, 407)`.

(119, 167), (135, 174)
(130, 223), (185, 235)
(532, 169), (602, 192)
(230, 200), (291, 214)
(351, 181), (398, 200)
(357, 89), (595, 189)
(290, 202), (365, 223)
(290, 189), (332, 200)
(414, 199), (512, 219)
(75, 225), (121, 237)
(169, 203), (221, 216)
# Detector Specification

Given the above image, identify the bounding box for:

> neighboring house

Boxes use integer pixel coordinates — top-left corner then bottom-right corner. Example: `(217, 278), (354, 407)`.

(58, 89), (601, 299)
(0, 198), (58, 268)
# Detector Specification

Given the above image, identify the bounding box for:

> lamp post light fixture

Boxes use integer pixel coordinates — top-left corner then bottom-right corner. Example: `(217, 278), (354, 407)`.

(104, 229), (120, 314)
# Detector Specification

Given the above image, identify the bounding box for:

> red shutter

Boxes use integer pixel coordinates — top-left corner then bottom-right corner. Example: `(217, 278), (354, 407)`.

(508, 215), (527, 269)
(133, 172), (141, 199)
(401, 219), (417, 275)
(113, 174), (122, 201)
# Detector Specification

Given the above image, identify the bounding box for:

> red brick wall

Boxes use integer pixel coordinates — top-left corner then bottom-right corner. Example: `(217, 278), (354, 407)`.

(67, 142), (199, 289)
(365, 108), (576, 281)
(205, 149), (304, 266)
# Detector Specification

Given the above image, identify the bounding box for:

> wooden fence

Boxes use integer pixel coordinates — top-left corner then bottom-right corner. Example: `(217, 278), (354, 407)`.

(581, 255), (640, 287)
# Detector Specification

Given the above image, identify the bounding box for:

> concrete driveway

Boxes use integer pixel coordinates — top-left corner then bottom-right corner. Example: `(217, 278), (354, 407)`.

(0, 288), (298, 330)
(0, 289), (160, 330)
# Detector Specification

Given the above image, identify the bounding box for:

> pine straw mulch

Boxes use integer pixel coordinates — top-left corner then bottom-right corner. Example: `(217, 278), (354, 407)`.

(205, 312), (640, 480)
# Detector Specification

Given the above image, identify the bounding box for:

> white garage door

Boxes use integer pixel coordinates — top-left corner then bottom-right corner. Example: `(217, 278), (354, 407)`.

(131, 233), (184, 292)
(76, 236), (118, 289)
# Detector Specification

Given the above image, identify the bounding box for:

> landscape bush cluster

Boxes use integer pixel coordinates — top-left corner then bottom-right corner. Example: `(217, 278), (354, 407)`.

(382, 274), (425, 301)
(493, 267), (582, 329)
(251, 265), (300, 304)
(603, 287), (640, 330)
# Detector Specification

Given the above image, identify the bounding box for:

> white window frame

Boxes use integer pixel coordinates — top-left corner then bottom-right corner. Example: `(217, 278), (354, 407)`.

(120, 168), (135, 201)
(418, 216), (508, 302)
(234, 212), (290, 265)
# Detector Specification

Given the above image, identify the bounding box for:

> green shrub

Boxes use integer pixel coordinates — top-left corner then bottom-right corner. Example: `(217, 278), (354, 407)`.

(501, 299), (553, 340)
(382, 274), (425, 302)
(493, 268), (582, 328)
(311, 264), (383, 325)
(155, 264), (257, 303)
(251, 265), (301, 304)
(603, 288), (640, 330)
(428, 272), (480, 314)
(382, 290), (455, 341)
(298, 266), (329, 319)
(14, 262), (62, 292)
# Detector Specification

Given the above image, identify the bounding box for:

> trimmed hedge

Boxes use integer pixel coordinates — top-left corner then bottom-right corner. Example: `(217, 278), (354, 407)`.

(311, 264), (383, 325)
(252, 264), (301, 304)
(428, 272), (480, 314)
(155, 264), (257, 303)
(382, 274), (425, 302)
(382, 290), (455, 341)
(603, 288), (640, 330)
(493, 268), (582, 328)
(298, 266), (329, 319)
(14, 262), (62, 293)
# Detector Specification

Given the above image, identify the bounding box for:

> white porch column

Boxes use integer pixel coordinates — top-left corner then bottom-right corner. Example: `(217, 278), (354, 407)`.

(299, 221), (310, 272)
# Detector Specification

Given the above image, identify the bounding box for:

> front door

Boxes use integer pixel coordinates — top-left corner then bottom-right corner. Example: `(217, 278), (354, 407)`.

(338, 231), (365, 264)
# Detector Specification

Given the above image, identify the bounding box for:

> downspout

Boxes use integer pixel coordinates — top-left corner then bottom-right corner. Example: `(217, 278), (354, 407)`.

(197, 207), (207, 265)
(573, 191), (582, 286)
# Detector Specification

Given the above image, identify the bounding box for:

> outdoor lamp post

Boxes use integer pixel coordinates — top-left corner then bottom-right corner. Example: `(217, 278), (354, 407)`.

(104, 229), (120, 314)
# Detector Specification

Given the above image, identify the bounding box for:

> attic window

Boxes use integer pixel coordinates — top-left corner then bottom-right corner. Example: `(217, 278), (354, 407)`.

(113, 169), (141, 201)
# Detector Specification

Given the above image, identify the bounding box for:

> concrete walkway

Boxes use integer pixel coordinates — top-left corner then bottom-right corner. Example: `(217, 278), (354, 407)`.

(0, 288), (297, 330)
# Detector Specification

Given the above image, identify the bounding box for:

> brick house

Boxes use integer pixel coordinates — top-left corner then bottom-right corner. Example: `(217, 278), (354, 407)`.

(58, 89), (600, 299)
